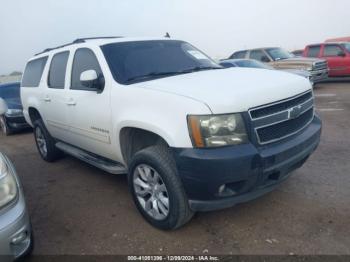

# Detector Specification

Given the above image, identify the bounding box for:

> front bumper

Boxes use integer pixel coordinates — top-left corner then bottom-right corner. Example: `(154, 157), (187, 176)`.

(172, 116), (322, 212)
(0, 156), (32, 260)
(5, 115), (30, 131)
(310, 69), (328, 83)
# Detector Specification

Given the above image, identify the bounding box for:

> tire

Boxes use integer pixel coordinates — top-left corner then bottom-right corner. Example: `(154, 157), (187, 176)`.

(0, 116), (12, 136)
(33, 119), (62, 162)
(128, 145), (193, 230)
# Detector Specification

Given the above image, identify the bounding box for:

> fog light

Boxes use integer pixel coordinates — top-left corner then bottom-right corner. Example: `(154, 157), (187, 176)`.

(218, 184), (226, 194)
(11, 231), (27, 245)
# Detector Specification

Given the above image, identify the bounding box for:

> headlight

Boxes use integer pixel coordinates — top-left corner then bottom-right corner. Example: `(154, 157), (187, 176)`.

(5, 109), (23, 117)
(0, 154), (18, 208)
(188, 113), (248, 148)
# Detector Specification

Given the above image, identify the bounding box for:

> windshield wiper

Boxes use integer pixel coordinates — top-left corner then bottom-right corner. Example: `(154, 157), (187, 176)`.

(126, 71), (184, 83)
(126, 66), (223, 83)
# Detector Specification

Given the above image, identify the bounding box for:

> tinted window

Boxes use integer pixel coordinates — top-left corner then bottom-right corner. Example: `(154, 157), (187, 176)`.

(101, 40), (221, 85)
(21, 57), (48, 87)
(307, 46), (321, 57)
(71, 48), (103, 90)
(230, 51), (246, 59)
(0, 83), (20, 99)
(324, 45), (343, 57)
(250, 50), (268, 62)
(48, 51), (69, 89)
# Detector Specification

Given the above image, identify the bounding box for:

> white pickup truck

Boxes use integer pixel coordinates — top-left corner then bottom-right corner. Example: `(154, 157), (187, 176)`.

(21, 37), (322, 230)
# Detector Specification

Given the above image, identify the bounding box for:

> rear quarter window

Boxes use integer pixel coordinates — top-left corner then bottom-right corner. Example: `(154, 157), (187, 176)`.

(21, 56), (48, 87)
(230, 51), (246, 59)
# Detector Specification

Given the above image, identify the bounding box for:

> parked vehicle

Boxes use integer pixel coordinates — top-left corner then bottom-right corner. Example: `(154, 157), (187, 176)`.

(21, 37), (321, 230)
(230, 47), (328, 83)
(0, 82), (31, 135)
(0, 99), (32, 260)
(292, 50), (303, 57)
(303, 43), (350, 77)
(219, 59), (311, 81)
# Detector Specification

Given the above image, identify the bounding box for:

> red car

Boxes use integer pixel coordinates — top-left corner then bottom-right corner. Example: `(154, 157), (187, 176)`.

(303, 43), (350, 77)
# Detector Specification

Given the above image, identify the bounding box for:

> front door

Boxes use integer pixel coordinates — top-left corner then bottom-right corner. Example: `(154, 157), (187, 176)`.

(322, 44), (349, 76)
(64, 47), (113, 159)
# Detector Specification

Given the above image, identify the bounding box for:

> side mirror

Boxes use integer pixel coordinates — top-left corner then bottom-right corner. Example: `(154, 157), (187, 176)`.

(261, 56), (270, 63)
(80, 70), (104, 90)
(337, 51), (346, 57)
(0, 98), (8, 115)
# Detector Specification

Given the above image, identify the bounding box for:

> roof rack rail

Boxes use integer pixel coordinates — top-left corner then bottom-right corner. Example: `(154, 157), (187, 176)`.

(35, 36), (123, 56)
(73, 36), (123, 43)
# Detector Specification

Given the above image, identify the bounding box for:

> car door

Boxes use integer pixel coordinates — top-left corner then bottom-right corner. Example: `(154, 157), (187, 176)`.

(322, 44), (348, 76)
(41, 51), (70, 140)
(64, 47), (113, 158)
(249, 49), (272, 64)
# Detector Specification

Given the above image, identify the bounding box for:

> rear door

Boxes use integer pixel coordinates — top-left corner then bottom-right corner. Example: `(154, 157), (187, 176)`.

(64, 47), (113, 158)
(322, 44), (348, 76)
(40, 51), (70, 139)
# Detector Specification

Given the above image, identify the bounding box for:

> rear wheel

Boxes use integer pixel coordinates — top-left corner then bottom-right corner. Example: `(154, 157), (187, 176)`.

(0, 116), (12, 136)
(128, 145), (193, 230)
(33, 119), (62, 162)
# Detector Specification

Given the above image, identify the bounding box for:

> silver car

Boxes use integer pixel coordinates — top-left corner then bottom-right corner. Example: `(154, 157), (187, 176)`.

(0, 99), (32, 260)
(0, 153), (33, 260)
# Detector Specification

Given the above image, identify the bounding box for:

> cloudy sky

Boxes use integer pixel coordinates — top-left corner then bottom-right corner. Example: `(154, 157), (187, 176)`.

(0, 0), (349, 74)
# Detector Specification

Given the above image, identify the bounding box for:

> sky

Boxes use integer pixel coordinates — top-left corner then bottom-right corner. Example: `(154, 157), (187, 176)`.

(0, 0), (349, 75)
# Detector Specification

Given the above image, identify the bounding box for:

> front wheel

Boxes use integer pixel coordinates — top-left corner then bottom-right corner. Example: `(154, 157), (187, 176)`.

(128, 145), (193, 230)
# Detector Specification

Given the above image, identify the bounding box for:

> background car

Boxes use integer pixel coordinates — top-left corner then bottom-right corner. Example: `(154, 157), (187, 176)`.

(229, 47), (328, 83)
(0, 82), (30, 135)
(220, 59), (312, 81)
(303, 43), (350, 77)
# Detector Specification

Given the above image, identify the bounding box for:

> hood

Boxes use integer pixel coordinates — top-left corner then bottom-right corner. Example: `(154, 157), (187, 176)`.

(3, 97), (23, 110)
(134, 68), (311, 114)
(275, 57), (323, 66)
(281, 69), (311, 78)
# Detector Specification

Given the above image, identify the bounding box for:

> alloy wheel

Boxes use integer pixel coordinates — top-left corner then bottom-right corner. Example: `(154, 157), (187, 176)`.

(133, 164), (170, 220)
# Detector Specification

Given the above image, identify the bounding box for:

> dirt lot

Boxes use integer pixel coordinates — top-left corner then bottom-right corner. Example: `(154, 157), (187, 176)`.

(0, 82), (349, 255)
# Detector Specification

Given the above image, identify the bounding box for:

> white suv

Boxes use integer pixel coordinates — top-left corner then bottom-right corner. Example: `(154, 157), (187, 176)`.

(21, 37), (322, 230)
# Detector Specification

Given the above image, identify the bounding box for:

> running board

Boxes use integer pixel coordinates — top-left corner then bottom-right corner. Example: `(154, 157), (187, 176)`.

(55, 142), (127, 174)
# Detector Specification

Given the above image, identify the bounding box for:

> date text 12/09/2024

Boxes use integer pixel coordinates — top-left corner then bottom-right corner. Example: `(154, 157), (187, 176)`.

(127, 255), (219, 261)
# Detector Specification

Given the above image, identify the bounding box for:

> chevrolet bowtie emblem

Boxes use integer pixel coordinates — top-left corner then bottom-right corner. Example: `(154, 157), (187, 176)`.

(288, 105), (302, 119)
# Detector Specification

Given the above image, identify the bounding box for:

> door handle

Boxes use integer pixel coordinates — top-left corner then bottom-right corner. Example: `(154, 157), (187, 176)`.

(44, 96), (51, 102)
(66, 99), (77, 106)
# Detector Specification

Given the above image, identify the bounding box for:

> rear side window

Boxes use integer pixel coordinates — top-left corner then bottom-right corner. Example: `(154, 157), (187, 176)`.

(230, 51), (246, 59)
(307, 46), (321, 57)
(71, 48), (103, 90)
(324, 45), (343, 57)
(249, 50), (268, 62)
(48, 51), (69, 89)
(21, 56), (48, 87)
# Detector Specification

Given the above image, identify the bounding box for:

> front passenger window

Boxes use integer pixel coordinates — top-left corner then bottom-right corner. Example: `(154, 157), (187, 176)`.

(71, 48), (104, 90)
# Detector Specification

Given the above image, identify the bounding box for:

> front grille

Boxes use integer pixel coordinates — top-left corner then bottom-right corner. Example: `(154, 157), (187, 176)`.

(256, 108), (314, 144)
(313, 61), (328, 71)
(248, 91), (314, 145)
(250, 91), (312, 119)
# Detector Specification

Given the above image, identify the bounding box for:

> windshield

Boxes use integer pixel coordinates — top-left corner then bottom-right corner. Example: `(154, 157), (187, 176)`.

(101, 40), (221, 84)
(235, 60), (273, 69)
(341, 43), (350, 52)
(0, 83), (20, 99)
(266, 48), (294, 61)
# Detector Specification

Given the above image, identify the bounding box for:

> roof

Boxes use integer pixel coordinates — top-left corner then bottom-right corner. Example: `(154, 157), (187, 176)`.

(326, 36), (350, 43)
